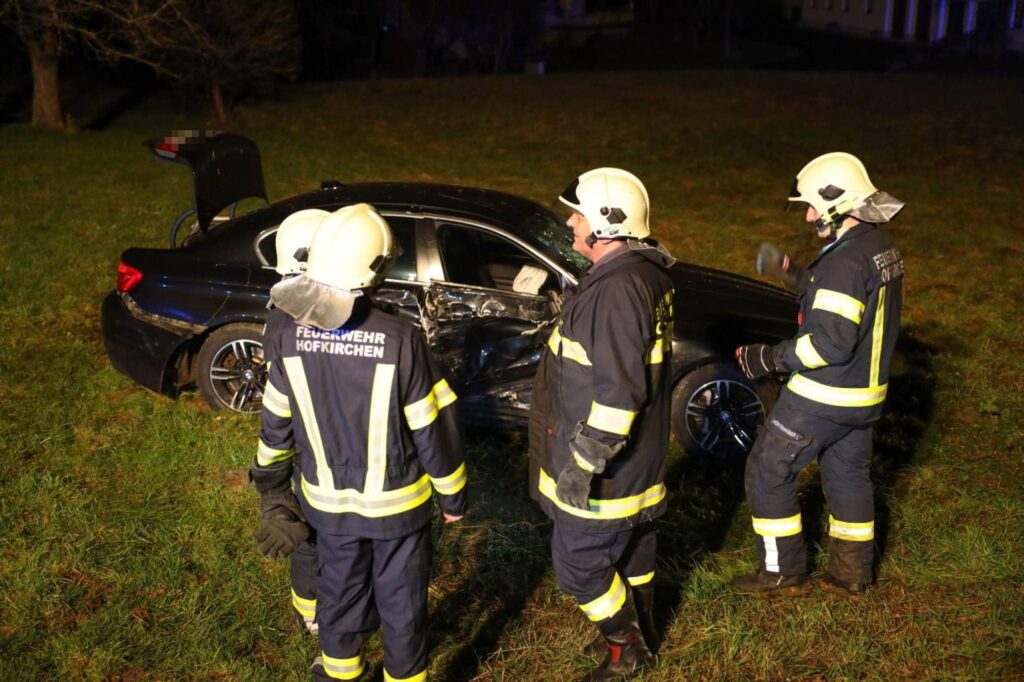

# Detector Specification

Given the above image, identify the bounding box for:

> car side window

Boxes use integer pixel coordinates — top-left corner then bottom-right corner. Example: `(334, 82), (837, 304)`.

(436, 224), (554, 294)
(256, 215), (419, 282)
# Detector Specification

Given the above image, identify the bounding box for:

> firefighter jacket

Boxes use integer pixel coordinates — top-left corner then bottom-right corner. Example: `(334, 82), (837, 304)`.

(255, 299), (467, 539)
(530, 241), (675, 533)
(772, 222), (904, 425)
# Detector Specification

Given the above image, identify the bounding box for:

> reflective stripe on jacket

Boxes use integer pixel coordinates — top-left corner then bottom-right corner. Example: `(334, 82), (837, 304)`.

(256, 300), (466, 539)
(773, 222), (904, 425)
(530, 243), (675, 532)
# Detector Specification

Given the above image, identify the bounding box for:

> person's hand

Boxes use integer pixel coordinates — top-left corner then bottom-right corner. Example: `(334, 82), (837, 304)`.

(442, 513), (463, 524)
(555, 459), (593, 510)
(736, 344), (776, 380)
(255, 491), (309, 559)
(756, 243), (790, 279)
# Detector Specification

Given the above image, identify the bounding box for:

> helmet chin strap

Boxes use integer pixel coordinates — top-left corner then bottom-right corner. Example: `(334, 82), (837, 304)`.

(585, 232), (599, 248)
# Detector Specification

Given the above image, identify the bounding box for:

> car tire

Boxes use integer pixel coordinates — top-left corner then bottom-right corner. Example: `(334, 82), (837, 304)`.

(195, 323), (267, 413)
(671, 361), (775, 461)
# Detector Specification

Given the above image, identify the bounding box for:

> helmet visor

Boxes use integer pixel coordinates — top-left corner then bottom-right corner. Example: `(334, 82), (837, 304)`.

(559, 178), (582, 208)
(784, 177), (806, 212)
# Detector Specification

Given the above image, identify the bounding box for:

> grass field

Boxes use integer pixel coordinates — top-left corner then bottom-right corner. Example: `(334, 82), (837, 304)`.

(1, 70), (1022, 681)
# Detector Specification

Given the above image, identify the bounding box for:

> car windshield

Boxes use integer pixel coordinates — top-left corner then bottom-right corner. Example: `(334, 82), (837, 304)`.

(515, 209), (587, 275)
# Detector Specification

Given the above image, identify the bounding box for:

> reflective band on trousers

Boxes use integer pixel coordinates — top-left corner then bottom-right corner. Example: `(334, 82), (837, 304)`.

(320, 652), (364, 680)
(384, 669), (428, 682)
(263, 379), (291, 418)
(587, 401), (638, 437)
(812, 288), (865, 324)
(580, 572), (627, 622)
(788, 373), (888, 407)
(548, 325), (592, 366)
(256, 440), (292, 466)
(627, 571), (655, 586)
(302, 474), (432, 516)
(430, 462), (467, 495)
(828, 515), (875, 541)
(404, 378), (457, 431)
(538, 468), (665, 520)
(795, 334), (828, 369)
(752, 513), (802, 537)
(291, 588), (315, 618)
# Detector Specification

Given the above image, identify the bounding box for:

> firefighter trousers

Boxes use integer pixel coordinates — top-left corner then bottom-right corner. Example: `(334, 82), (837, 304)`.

(290, 532), (318, 631)
(745, 396), (875, 583)
(315, 525), (431, 681)
(551, 521), (656, 630)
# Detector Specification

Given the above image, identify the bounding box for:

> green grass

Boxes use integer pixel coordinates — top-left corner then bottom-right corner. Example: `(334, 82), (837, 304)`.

(1, 70), (1023, 680)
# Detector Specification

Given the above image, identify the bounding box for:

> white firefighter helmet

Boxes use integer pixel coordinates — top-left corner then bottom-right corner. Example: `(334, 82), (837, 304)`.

(269, 203), (396, 329)
(274, 209), (329, 276)
(559, 167), (650, 240)
(787, 152), (905, 228)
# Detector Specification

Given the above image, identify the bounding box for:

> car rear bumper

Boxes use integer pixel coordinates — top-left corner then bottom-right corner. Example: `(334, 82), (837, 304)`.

(101, 291), (191, 394)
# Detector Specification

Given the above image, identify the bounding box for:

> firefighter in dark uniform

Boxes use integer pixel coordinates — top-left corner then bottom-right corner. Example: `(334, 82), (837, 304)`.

(530, 168), (675, 680)
(250, 203), (467, 681)
(731, 152), (906, 596)
(258, 208), (329, 636)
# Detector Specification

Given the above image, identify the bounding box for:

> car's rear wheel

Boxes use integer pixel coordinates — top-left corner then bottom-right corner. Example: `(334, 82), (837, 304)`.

(196, 323), (266, 413)
(671, 362), (774, 461)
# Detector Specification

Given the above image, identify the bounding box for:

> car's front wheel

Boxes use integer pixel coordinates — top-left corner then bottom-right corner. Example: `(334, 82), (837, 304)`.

(195, 323), (266, 413)
(671, 361), (774, 461)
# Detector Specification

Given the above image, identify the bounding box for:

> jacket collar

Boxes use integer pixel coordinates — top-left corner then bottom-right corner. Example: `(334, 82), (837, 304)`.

(809, 221), (876, 268)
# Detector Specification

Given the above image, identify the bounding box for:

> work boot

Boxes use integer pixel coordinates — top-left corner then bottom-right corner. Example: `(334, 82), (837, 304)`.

(820, 571), (868, 597)
(295, 611), (319, 636)
(586, 593), (656, 681)
(729, 569), (807, 595)
(584, 583), (659, 657)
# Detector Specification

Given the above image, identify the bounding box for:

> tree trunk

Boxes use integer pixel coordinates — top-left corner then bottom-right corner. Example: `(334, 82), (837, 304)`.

(28, 27), (64, 130)
(211, 81), (228, 122)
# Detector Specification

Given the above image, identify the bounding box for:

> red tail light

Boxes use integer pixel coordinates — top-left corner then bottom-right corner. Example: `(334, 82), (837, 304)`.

(117, 261), (143, 293)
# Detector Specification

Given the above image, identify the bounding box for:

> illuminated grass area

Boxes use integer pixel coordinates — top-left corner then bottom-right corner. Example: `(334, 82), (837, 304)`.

(0, 71), (1022, 680)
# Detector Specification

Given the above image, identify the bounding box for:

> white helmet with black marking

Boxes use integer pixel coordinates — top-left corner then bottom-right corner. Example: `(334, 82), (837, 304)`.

(559, 167), (650, 240)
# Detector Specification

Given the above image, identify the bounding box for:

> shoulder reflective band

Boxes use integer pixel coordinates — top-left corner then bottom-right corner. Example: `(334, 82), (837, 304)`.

(548, 325), (592, 366)
(291, 588), (315, 618)
(538, 468), (665, 520)
(262, 379), (291, 418)
(384, 669), (428, 682)
(365, 364), (396, 495)
(627, 571), (655, 586)
(812, 288), (865, 324)
(283, 357), (333, 489)
(430, 462), (467, 495)
(788, 373), (888, 407)
(579, 572), (627, 622)
(256, 440), (293, 466)
(795, 334), (828, 369)
(320, 652), (365, 680)
(828, 515), (874, 541)
(404, 378), (457, 431)
(587, 401), (638, 437)
(302, 473), (432, 517)
(870, 287), (886, 387)
(752, 513), (802, 537)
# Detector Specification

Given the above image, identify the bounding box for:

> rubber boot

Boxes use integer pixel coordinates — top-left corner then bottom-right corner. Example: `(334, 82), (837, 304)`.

(823, 536), (872, 597)
(586, 593), (656, 681)
(585, 584), (659, 657)
(729, 569), (807, 595)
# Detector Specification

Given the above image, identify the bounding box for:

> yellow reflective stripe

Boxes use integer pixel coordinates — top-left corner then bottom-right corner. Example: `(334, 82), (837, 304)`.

(627, 571), (655, 586)
(795, 334), (828, 369)
(549, 324), (592, 366)
(430, 462), (467, 495)
(580, 573), (627, 622)
(538, 468), (665, 520)
(366, 364), (396, 495)
(829, 515), (875, 541)
(870, 287), (886, 387)
(587, 401), (637, 437)
(404, 378), (457, 431)
(291, 588), (316, 618)
(573, 451), (596, 472)
(256, 440), (293, 466)
(321, 652), (365, 680)
(262, 379), (291, 418)
(812, 288), (865, 324)
(283, 357), (333, 490)
(788, 373), (888, 407)
(752, 513), (802, 538)
(301, 473), (432, 517)
(646, 336), (668, 365)
(384, 669), (427, 682)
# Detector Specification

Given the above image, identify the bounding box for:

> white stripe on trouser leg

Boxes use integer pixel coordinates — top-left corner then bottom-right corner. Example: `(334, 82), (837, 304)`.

(764, 536), (780, 573)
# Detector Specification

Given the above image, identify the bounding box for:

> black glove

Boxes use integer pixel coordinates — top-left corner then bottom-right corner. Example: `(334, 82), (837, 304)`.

(736, 344), (776, 380)
(255, 490), (310, 559)
(568, 422), (627, 475)
(756, 243), (790, 279)
(555, 459), (593, 510)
